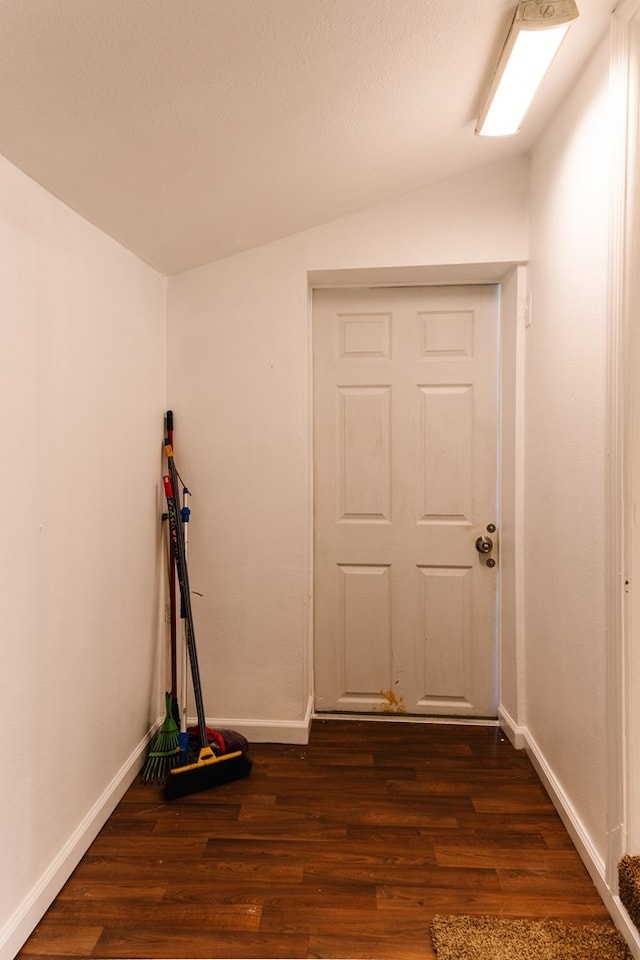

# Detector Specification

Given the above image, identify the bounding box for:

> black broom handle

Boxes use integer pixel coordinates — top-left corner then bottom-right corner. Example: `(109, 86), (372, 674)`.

(163, 451), (208, 749)
(165, 412), (178, 706)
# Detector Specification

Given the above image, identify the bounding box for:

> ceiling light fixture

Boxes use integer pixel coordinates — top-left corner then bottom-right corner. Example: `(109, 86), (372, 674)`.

(476, 0), (579, 137)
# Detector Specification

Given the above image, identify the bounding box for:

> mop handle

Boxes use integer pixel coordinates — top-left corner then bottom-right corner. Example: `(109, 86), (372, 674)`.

(180, 488), (190, 739)
(163, 459), (208, 748)
(165, 410), (177, 701)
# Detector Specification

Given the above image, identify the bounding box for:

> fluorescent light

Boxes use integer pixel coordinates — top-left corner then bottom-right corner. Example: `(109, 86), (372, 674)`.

(476, 0), (579, 137)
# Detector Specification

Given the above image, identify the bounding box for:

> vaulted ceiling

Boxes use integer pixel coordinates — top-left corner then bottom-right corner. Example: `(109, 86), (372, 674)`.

(0, 0), (613, 274)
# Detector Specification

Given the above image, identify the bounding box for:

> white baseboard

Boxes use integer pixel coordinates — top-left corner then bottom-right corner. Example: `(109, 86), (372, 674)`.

(312, 711), (499, 727)
(206, 696), (314, 745)
(0, 727), (153, 960)
(497, 705), (526, 748)
(521, 725), (640, 957)
(523, 726), (606, 880)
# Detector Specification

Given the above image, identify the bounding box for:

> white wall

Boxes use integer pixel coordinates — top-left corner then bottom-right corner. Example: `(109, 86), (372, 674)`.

(167, 156), (529, 735)
(525, 36), (611, 864)
(0, 155), (167, 958)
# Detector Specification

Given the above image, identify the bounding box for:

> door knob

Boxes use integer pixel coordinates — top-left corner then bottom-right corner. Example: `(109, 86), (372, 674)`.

(475, 536), (493, 554)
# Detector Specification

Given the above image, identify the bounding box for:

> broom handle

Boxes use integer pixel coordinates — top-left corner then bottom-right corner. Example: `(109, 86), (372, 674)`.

(165, 411), (178, 704)
(163, 455), (208, 748)
(180, 488), (189, 739)
(168, 528), (178, 699)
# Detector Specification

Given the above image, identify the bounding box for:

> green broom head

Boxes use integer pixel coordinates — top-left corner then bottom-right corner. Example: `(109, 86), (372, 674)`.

(140, 692), (180, 784)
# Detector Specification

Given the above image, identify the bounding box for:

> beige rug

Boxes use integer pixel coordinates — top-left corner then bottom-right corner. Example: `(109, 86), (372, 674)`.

(430, 915), (632, 960)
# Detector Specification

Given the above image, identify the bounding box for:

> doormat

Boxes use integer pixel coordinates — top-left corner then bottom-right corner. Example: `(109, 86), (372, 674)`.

(430, 914), (632, 960)
(619, 854), (640, 932)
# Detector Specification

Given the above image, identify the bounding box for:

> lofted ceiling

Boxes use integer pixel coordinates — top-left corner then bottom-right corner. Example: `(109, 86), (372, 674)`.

(0, 0), (613, 275)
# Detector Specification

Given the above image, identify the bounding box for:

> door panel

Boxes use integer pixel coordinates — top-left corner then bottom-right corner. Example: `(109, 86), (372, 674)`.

(419, 384), (473, 521)
(340, 564), (391, 693)
(338, 386), (391, 521)
(313, 285), (498, 718)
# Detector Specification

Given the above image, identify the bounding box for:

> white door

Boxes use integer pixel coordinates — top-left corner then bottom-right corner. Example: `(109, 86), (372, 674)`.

(313, 285), (499, 718)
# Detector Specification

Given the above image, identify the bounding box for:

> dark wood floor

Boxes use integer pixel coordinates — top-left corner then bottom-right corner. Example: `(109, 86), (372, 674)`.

(19, 719), (615, 959)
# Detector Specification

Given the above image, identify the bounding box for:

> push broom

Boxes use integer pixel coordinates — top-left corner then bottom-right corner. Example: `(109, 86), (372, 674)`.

(162, 440), (252, 800)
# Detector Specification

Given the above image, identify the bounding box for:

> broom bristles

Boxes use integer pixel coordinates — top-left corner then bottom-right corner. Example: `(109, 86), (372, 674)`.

(141, 693), (181, 784)
(163, 747), (252, 800)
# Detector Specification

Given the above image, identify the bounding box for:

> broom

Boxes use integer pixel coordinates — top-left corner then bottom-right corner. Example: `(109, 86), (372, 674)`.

(162, 443), (252, 800)
(141, 412), (181, 783)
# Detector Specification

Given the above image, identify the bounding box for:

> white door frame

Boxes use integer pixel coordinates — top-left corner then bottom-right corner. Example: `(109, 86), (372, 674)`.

(307, 262), (528, 728)
(610, 0), (640, 880)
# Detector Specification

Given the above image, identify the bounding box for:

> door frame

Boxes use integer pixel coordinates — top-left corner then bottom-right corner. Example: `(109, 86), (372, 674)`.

(611, 0), (640, 881)
(306, 262), (528, 730)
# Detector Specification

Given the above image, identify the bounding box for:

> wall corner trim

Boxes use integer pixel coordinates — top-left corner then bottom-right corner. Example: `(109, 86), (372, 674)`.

(497, 705), (526, 749)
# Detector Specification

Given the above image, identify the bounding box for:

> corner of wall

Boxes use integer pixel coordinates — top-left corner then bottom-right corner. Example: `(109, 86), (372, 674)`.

(497, 705), (526, 749)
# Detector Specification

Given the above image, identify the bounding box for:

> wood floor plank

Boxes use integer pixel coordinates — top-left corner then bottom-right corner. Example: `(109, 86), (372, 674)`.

(44, 900), (262, 931)
(272, 797), (470, 828)
(302, 863), (448, 887)
(498, 866), (606, 896)
(309, 932), (434, 960)
(153, 812), (348, 840)
(162, 878), (376, 909)
(19, 924), (103, 957)
(93, 928), (307, 960)
(205, 832), (432, 858)
(86, 835), (207, 859)
(433, 844), (587, 870)
(472, 793), (556, 814)
(56, 879), (167, 901)
(78, 853), (305, 882)
(111, 799), (242, 822)
(379, 865), (503, 892)
(454, 810), (569, 833)
(258, 903), (432, 938)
